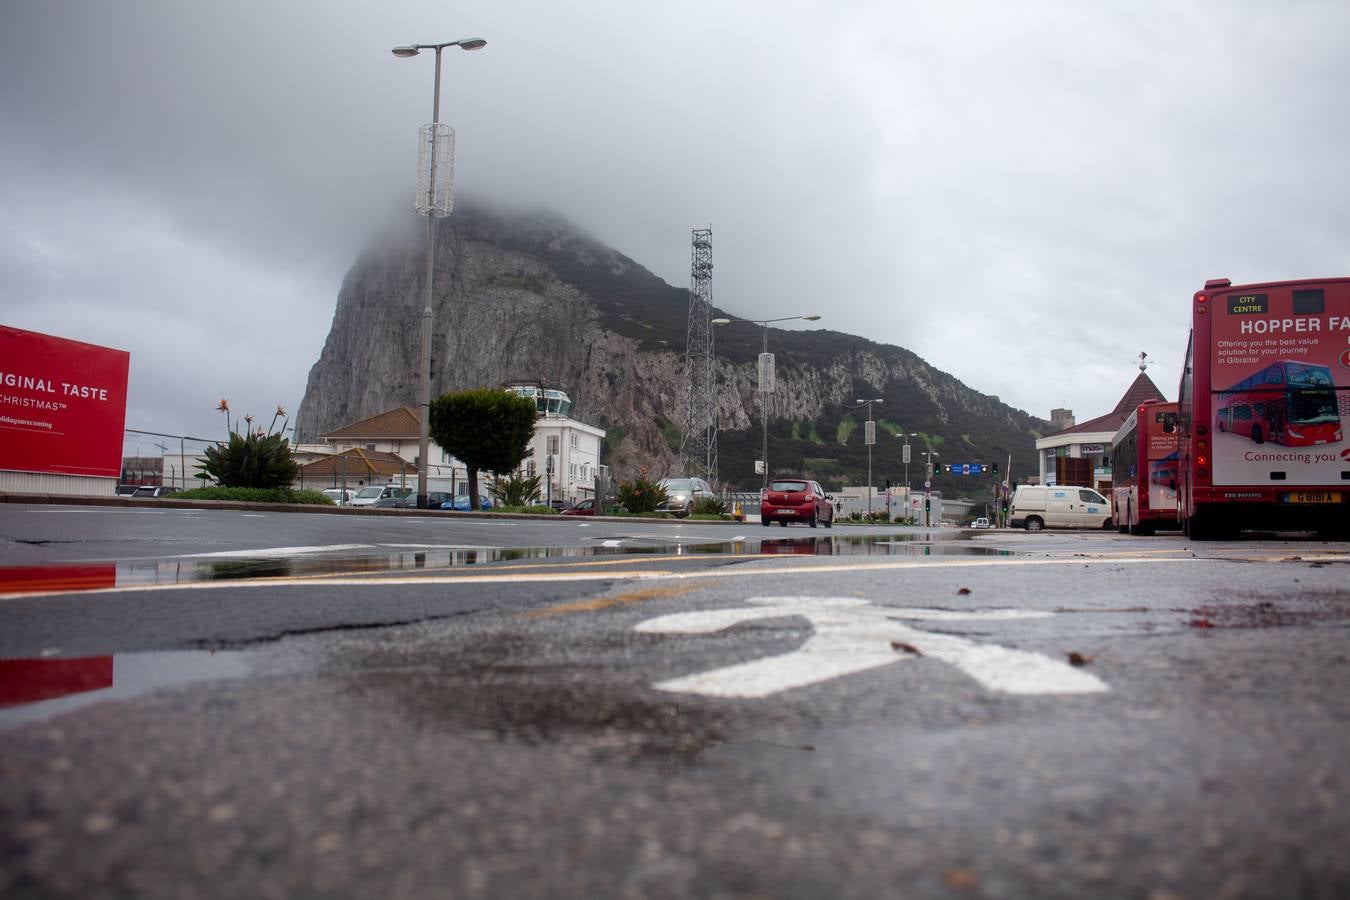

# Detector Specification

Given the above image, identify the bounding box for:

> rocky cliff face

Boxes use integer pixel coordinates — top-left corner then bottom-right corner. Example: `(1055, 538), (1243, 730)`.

(295, 202), (1047, 488)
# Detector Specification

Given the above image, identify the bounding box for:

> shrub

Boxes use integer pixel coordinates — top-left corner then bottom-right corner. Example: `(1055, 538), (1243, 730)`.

(690, 495), (727, 516)
(490, 472), (543, 507)
(172, 487), (331, 505)
(617, 475), (668, 514)
(200, 401), (298, 489)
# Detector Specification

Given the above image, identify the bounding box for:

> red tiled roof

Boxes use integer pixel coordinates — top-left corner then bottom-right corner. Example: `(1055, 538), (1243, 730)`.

(298, 447), (414, 478)
(1046, 372), (1166, 438)
(319, 407), (419, 440)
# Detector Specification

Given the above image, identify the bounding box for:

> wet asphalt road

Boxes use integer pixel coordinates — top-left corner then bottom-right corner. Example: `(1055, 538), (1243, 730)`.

(1, 504), (1349, 898)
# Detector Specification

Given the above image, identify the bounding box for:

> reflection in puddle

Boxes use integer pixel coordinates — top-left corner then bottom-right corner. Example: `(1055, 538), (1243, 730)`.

(0, 651), (251, 729)
(0, 533), (1011, 596)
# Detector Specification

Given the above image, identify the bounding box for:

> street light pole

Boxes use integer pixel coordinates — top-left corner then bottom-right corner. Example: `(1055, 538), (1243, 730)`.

(896, 431), (918, 517)
(921, 450), (940, 527)
(392, 37), (486, 508)
(761, 321), (769, 490)
(850, 398), (883, 517)
(712, 313), (821, 490)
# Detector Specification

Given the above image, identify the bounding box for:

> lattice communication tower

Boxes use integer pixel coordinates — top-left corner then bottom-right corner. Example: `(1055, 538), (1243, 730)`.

(680, 227), (717, 484)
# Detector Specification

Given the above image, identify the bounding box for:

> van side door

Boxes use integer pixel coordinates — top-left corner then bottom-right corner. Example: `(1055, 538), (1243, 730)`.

(1077, 489), (1109, 528)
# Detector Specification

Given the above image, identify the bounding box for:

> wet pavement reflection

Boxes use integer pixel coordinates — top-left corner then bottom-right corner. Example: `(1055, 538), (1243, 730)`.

(0, 650), (251, 727)
(0, 532), (1007, 597)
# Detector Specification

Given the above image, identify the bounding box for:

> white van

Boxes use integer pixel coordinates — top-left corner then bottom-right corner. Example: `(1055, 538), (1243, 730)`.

(1009, 485), (1113, 531)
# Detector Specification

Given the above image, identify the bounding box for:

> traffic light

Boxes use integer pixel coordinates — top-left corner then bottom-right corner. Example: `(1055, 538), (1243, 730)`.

(992, 462), (999, 475)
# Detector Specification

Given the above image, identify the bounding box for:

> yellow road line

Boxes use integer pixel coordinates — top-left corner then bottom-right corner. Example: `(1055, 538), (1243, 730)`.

(0, 553), (1188, 601)
(3, 550), (1345, 603)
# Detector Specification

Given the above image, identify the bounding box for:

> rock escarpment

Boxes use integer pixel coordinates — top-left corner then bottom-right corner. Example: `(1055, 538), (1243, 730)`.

(295, 202), (1047, 488)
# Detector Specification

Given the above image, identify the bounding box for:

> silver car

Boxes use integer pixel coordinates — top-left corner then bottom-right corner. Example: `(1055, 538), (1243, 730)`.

(657, 477), (713, 518)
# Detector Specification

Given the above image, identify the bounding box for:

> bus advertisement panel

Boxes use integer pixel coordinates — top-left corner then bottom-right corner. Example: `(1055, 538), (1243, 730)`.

(0, 325), (131, 479)
(1144, 403), (1179, 513)
(1110, 401), (1178, 534)
(1207, 282), (1348, 487)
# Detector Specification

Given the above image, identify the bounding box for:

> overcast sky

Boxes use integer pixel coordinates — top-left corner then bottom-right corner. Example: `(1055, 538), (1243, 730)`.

(4, 1), (1348, 456)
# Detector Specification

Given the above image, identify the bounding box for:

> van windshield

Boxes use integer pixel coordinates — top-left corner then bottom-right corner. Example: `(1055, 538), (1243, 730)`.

(354, 487), (384, 499)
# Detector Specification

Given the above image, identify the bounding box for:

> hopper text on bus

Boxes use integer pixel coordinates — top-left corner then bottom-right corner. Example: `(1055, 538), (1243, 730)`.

(1238, 316), (1350, 334)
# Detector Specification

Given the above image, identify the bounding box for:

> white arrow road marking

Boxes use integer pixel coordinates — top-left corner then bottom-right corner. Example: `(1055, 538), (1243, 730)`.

(635, 596), (1107, 698)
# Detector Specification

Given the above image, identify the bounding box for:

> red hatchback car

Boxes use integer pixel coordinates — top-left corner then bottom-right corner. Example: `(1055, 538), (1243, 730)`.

(760, 479), (834, 528)
(560, 498), (597, 516)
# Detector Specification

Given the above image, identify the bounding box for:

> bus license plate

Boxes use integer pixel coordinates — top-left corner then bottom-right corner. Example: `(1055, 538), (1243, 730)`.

(1284, 491), (1341, 504)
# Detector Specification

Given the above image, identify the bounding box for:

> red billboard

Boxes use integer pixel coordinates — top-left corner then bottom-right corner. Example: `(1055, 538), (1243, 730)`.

(0, 325), (130, 478)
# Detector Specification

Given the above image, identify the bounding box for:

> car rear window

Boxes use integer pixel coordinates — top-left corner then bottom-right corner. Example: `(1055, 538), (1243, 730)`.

(770, 481), (809, 492)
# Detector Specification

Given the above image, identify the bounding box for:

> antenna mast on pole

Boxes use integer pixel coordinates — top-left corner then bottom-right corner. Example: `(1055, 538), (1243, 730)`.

(680, 227), (718, 484)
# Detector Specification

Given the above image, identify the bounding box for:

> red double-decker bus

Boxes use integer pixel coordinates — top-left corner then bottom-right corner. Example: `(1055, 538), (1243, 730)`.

(1110, 400), (1179, 535)
(1215, 360), (1341, 447)
(1177, 277), (1350, 539)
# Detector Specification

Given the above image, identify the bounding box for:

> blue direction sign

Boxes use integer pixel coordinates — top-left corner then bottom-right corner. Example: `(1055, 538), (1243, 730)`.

(946, 464), (985, 475)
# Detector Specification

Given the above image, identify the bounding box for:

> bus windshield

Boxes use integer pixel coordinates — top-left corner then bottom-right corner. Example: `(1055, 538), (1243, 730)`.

(1289, 391), (1340, 424)
(1285, 363), (1334, 387)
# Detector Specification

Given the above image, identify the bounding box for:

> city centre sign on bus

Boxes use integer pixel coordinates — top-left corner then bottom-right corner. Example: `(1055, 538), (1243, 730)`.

(0, 326), (130, 480)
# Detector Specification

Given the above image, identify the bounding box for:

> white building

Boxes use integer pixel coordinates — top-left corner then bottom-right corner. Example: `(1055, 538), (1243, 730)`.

(507, 386), (606, 505)
(307, 392), (606, 505)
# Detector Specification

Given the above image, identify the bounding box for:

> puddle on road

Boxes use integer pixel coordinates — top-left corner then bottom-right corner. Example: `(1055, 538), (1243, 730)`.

(0, 650), (251, 730)
(0, 533), (1008, 596)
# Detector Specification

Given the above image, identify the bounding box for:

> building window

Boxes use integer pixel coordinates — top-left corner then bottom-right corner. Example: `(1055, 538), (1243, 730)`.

(547, 436), (559, 455)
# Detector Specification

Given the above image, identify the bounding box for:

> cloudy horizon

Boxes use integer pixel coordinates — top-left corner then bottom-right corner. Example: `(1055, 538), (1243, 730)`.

(3, 1), (1348, 459)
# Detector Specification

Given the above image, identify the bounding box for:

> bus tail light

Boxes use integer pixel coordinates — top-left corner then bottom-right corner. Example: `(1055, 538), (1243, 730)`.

(1197, 424), (1208, 437)
(1198, 468), (1209, 480)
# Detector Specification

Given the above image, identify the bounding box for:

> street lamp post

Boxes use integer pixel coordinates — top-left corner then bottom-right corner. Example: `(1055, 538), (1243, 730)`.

(849, 398), (883, 517)
(392, 36), (486, 508)
(921, 450), (940, 527)
(712, 314), (821, 490)
(897, 431), (918, 494)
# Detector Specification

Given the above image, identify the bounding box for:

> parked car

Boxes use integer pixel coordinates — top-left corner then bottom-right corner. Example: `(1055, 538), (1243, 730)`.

(131, 485), (179, 498)
(441, 492), (492, 511)
(372, 487), (414, 508)
(115, 484), (139, 496)
(321, 488), (356, 506)
(348, 485), (396, 507)
(970, 516), (991, 529)
(657, 477), (713, 517)
(389, 491), (453, 509)
(561, 498), (597, 516)
(760, 479), (833, 528)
